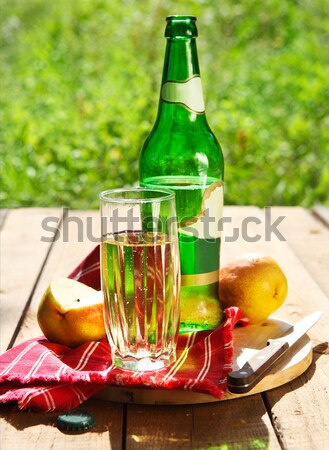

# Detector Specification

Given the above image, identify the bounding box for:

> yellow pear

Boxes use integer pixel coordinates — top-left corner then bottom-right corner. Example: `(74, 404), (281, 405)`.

(37, 278), (106, 347)
(219, 254), (288, 323)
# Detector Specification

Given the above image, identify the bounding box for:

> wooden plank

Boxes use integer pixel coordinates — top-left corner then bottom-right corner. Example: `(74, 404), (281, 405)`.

(0, 208), (62, 353)
(0, 209), (8, 228)
(270, 206), (329, 297)
(258, 206), (329, 449)
(192, 396), (281, 450)
(313, 205), (329, 228)
(0, 398), (123, 450)
(263, 357), (329, 449)
(11, 209), (101, 346)
(126, 404), (193, 450)
(125, 397), (281, 450)
(221, 206), (329, 449)
(0, 210), (123, 450)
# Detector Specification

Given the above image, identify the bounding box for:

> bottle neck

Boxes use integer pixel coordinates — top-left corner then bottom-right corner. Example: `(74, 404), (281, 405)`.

(156, 37), (206, 123)
(162, 38), (200, 82)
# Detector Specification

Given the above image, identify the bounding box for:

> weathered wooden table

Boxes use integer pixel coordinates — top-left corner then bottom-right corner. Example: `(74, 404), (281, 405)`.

(1, 206), (328, 450)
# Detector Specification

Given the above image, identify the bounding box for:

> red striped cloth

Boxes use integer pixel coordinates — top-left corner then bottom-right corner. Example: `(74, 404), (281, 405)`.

(0, 245), (248, 412)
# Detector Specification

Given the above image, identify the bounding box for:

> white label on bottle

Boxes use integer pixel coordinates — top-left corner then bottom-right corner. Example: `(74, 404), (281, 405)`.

(161, 76), (205, 113)
(179, 181), (224, 239)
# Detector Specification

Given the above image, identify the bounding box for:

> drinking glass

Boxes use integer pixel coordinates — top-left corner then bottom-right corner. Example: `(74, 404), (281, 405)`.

(100, 187), (181, 371)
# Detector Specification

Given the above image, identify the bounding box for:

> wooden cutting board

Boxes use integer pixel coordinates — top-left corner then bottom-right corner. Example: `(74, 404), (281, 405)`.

(95, 317), (313, 404)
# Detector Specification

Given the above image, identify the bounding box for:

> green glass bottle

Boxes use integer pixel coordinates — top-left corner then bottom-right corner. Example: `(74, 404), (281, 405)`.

(139, 15), (224, 333)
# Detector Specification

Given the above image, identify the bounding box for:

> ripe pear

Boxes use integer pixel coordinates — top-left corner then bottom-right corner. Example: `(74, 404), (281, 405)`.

(219, 254), (288, 323)
(37, 278), (106, 347)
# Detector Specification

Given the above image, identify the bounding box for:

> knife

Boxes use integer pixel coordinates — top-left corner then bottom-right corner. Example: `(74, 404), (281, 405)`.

(227, 311), (322, 394)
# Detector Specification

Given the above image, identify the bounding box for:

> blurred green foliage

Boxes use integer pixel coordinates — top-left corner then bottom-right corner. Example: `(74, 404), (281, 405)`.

(1, 0), (328, 208)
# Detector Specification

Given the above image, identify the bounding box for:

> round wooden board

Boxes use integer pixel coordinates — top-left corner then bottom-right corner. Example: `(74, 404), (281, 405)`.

(95, 317), (313, 404)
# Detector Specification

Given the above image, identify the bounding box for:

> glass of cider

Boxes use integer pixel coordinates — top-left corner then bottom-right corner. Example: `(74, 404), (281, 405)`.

(100, 187), (180, 371)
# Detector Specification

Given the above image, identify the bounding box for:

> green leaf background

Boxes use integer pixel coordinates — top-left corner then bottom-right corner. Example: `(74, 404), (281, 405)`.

(1, 0), (328, 208)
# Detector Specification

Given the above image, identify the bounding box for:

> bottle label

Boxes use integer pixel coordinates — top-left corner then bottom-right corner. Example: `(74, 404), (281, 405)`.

(161, 75), (205, 114)
(178, 180), (224, 286)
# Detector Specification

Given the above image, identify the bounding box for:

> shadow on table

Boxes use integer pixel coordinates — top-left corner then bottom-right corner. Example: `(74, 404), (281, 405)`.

(0, 398), (122, 435)
(191, 344), (327, 450)
(260, 342), (328, 406)
(191, 395), (273, 450)
(286, 342), (326, 389)
(1, 397), (272, 449)
(122, 400), (272, 450)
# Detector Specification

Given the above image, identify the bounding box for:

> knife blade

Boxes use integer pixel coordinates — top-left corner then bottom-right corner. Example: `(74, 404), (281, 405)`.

(227, 311), (322, 394)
